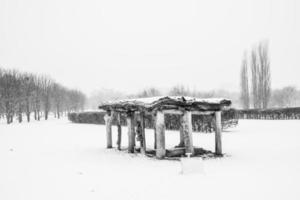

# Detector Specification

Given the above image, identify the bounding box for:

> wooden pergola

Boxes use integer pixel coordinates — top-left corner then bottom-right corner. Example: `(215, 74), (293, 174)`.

(99, 96), (231, 159)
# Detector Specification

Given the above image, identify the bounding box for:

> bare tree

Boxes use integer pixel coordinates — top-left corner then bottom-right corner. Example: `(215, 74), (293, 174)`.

(251, 48), (259, 109)
(250, 41), (271, 109)
(52, 83), (66, 119)
(168, 85), (191, 96)
(16, 73), (25, 123)
(271, 86), (297, 108)
(33, 76), (43, 120)
(240, 52), (250, 109)
(258, 41), (271, 109)
(40, 76), (53, 120)
(0, 70), (20, 123)
(0, 67), (86, 123)
(67, 89), (86, 112)
(136, 87), (161, 98)
(23, 73), (35, 122)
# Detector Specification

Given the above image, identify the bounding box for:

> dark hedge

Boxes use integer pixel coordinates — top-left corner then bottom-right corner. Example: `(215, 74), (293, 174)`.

(237, 107), (300, 120)
(68, 109), (238, 133)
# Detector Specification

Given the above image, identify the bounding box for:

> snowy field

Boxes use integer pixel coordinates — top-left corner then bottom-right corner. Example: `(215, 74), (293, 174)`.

(1, 119), (300, 200)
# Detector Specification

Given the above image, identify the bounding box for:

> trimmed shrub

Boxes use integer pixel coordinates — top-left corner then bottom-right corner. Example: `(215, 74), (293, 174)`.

(237, 107), (300, 120)
(68, 109), (238, 133)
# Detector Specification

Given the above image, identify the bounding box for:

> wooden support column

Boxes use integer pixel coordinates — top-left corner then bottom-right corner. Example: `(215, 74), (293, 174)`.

(152, 114), (157, 149)
(116, 113), (122, 150)
(182, 111), (194, 155)
(215, 111), (222, 155)
(178, 117), (185, 147)
(155, 111), (166, 159)
(140, 113), (146, 154)
(127, 112), (135, 153)
(104, 111), (113, 148)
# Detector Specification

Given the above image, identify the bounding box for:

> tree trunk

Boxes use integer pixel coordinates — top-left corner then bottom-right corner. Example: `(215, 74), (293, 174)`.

(26, 112), (30, 122)
(18, 106), (22, 123)
(45, 111), (48, 120)
(18, 113), (22, 123)
(6, 114), (10, 124)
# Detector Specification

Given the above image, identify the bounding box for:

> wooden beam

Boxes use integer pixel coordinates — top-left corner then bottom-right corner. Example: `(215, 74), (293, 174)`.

(162, 109), (214, 116)
(155, 111), (166, 159)
(162, 110), (183, 115)
(182, 111), (194, 155)
(215, 111), (222, 155)
(104, 111), (113, 148)
(127, 112), (135, 153)
(192, 110), (215, 115)
(116, 113), (122, 150)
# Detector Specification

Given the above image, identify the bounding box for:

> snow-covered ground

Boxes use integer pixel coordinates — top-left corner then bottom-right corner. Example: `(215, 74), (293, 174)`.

(1, 119), (300, 200)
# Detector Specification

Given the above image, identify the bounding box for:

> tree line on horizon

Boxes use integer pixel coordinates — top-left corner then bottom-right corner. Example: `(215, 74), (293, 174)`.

(87, 84), (300, 110)
(0, 68), (86, 124)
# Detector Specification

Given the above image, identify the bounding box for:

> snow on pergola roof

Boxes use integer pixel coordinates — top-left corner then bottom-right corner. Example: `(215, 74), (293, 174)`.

(99, 96), (231, 112)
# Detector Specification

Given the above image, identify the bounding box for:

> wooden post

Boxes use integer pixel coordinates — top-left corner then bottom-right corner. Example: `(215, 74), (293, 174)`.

(155, 111), (166, 159)
(182, 111), (194, 155)
(104, 111), (113, 148)
(153, 114), (157, 149)
(127, 112), (135, 153)
(215, 111), (222, 155)
(178, 117), (185, 147)
(140, 113), (146, 154)
(116, 113), (122, 150)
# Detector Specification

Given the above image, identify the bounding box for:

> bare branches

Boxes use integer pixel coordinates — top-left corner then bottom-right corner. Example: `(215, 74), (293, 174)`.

(242, 40), (272, 109)
(258, 41), (271, 109)
(0, 67), (86, 123)
(240, 52), (250, 109)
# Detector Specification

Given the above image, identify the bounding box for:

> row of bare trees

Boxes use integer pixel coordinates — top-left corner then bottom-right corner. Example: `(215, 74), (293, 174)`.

(240, 41), (271, 109)
(270, 86), (300, 108)
(0, 68), (86, 124)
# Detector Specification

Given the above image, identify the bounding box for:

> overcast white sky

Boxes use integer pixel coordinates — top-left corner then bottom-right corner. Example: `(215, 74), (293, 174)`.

(0, 0), (299, 95)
